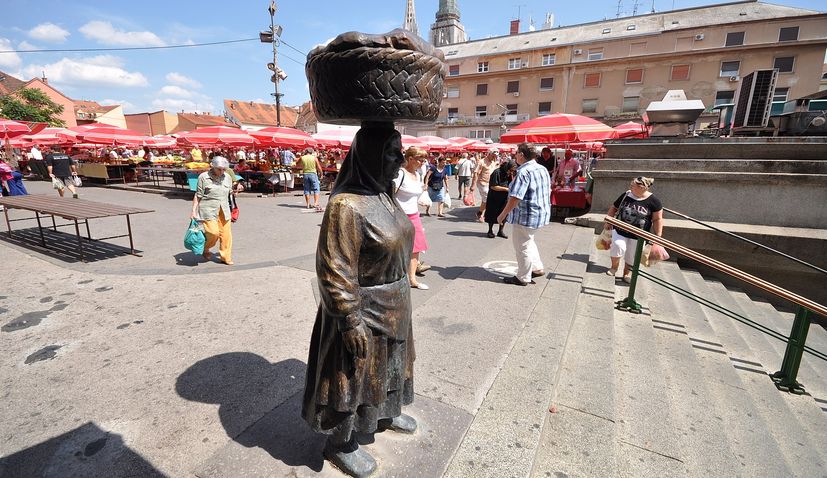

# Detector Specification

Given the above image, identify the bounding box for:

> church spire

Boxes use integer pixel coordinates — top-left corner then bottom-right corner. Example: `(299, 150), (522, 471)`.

(403, 0), (419, 37)
(436, 0), (460, 18)
(431, 0), (467, 47)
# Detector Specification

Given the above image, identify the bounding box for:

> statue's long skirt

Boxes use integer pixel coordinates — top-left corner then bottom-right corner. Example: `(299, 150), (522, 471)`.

(302, 305), (415, 436)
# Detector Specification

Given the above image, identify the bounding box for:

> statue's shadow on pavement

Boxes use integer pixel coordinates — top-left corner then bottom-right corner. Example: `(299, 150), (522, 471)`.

(175, 353), (325, 472)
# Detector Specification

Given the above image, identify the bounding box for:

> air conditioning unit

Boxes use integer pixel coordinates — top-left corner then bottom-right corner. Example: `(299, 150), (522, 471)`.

(694, 33), (704, 40)
(729, 76), (740, 82)
(732, 69), (778, 129)
(573, 49), (583, 55)
(513, 92), (520, 97)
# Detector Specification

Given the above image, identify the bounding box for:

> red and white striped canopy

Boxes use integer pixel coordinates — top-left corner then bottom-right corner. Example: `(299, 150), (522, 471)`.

(415, 135), (452, 152)
(77, 126), (152, 146)
(500, 113), (619, 143)
(312, 129), (356, 148)
(613, 121), (649, 139)
(249, 126), (317, 148)
(400, 135), (430, 151)
(0, 119), (32, 141)
(176, 126), (258, 147)
(446, 137), (488, 152)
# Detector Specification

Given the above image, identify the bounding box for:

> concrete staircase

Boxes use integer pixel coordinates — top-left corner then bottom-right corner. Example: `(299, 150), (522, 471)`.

(451, 230), (827, 477)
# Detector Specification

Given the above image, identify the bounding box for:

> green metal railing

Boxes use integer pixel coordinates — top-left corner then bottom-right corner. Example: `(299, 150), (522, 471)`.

(605, 216), (827, 395)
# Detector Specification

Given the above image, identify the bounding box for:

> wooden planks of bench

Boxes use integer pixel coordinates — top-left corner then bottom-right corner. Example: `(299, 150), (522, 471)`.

(0, 195), (153, 219)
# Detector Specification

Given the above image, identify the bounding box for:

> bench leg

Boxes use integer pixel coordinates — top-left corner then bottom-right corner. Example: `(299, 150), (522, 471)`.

(126, 215), (136, 255)
(51, 215), (57, 231)
(74, 219), (85, 262)
(35, 211), (46, 246)
(3, 207), (11, 238)
(85, 219), (91, 240)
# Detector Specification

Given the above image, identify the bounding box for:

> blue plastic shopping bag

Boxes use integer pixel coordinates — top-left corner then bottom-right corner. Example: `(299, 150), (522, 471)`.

(184, 219), (205, 255)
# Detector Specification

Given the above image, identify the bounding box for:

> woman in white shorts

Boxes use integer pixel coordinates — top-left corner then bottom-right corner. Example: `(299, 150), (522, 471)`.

(603, 176), (663, 282)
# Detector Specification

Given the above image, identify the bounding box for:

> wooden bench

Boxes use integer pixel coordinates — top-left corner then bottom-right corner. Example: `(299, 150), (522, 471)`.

(0, 194), (153, 262)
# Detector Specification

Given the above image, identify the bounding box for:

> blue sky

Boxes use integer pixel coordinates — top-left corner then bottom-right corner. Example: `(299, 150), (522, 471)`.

(1, 0), (822, 115)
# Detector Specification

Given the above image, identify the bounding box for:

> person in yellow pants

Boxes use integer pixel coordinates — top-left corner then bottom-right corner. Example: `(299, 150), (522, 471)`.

(191, 156), (242, 265)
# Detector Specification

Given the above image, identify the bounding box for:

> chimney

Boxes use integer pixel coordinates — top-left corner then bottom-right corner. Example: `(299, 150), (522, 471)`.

(510, 19), (520, 35)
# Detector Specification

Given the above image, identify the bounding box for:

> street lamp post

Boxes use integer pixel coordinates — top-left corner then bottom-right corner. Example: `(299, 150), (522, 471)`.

(261, 1), (285, 126)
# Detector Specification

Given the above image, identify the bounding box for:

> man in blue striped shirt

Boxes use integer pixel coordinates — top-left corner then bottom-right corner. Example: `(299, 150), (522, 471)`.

(497, 143), (552, 286)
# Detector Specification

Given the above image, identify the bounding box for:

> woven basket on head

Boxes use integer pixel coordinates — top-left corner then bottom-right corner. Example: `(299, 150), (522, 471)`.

(306, 29), (446, 125)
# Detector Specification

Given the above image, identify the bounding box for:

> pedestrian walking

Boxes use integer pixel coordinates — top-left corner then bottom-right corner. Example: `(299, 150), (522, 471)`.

(483, 160), (516, 238)
(395, 147), (431, 290)
(297, 148), (324, 210)
(191, 156), (242, 265)
(455, 153), (474, 200)
(423, 156), (449, 217)
(472, 148), (500, 221)
(604, 176), (663, 282)
(497, 143), (552, 286)
(45, 146), (79, 198)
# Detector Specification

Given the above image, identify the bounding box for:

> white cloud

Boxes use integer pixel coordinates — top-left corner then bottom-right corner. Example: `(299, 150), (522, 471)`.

(18, 41), (39, 51)
(28, 23), (70, 43)
(0, 38), (22, 69)
(159, 85), (194, 98)
(21, 55), (148, 87)
(79, 20), (165, 47)
(151, 97), (215, 114)
(165, 72), (201, 88)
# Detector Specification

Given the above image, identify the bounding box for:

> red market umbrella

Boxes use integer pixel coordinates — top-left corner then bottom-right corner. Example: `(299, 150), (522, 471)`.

(14, 127), (74, 146)
(0, 119), (32, 143)
(401, 135), (430, 151)
(500, 113), (619, 143)
(78, 126), (151, 146)
(614, 121), (649, 139)
(249, 126), (317, 148)
(176, 126), (257, 147)
(416, 135), (452, 152)
(143, 136), (177, 148)
(312, 129), (356, 148)
(446, 137), (488, 152)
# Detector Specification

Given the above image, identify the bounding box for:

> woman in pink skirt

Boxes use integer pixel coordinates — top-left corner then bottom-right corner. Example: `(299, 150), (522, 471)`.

(394, 147), (431, 290)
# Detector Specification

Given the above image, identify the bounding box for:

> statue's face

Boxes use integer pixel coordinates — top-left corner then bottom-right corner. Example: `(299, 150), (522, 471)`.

(382, 135), (405, 181)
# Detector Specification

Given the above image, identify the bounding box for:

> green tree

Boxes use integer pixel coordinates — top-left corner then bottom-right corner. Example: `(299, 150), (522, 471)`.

(0, 87), (66, 127)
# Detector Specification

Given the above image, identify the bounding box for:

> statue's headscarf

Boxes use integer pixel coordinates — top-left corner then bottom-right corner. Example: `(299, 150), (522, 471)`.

(331, 123), (404, 197)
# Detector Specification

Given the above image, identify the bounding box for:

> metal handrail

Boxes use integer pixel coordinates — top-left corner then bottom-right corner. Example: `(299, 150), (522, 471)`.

(604, 216), (827, 318)
(663, 207), (827, 276)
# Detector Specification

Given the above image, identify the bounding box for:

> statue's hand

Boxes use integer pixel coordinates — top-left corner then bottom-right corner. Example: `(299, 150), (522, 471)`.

(343, 322), (368, 359)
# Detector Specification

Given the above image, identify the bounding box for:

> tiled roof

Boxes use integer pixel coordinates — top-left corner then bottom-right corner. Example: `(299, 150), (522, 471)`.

(177, 112), (235, 126)
(444, 1), (824, 59)
(224, 99), (299, 128)
(0, 71), (27, 96)
(74, 100), (118, 115)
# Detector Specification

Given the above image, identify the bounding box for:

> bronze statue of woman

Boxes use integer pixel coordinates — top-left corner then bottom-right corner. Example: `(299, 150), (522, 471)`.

(302, 28), (444, 477)
(302, 122), (417, 477)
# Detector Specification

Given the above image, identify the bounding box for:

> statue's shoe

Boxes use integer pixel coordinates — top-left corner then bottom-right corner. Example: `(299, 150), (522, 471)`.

(323, 440), (377, 478)
(378, 413), (418, 434)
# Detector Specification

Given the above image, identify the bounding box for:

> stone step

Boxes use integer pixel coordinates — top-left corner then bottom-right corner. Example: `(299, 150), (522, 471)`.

(633, 275), (746, 476)
(443, 227), (594, 478)
(655, 262), (797, 477)
(677, 268), (823, 476)
(604, 139), (827, 160)
(530, 234), (618, 477)
(597, 158), (827, 175)
(611, 278), (688, 477)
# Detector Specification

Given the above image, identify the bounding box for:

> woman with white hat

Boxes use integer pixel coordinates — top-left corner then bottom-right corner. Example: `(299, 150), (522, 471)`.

(191, 156), (242, 265)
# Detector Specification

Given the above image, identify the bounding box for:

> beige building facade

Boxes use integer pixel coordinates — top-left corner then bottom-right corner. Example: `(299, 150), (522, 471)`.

(420, 1), (827, 140)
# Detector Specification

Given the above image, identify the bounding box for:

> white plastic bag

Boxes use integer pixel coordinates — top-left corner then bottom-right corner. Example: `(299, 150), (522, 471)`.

(443, 190), (452, 208)
(417, 191), (432, 207)
(72, 175), (82, 187)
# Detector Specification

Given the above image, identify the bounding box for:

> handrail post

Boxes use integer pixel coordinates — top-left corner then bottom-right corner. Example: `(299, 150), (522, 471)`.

(771, 306), (812, 394)
(616, 236), (646, 314)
